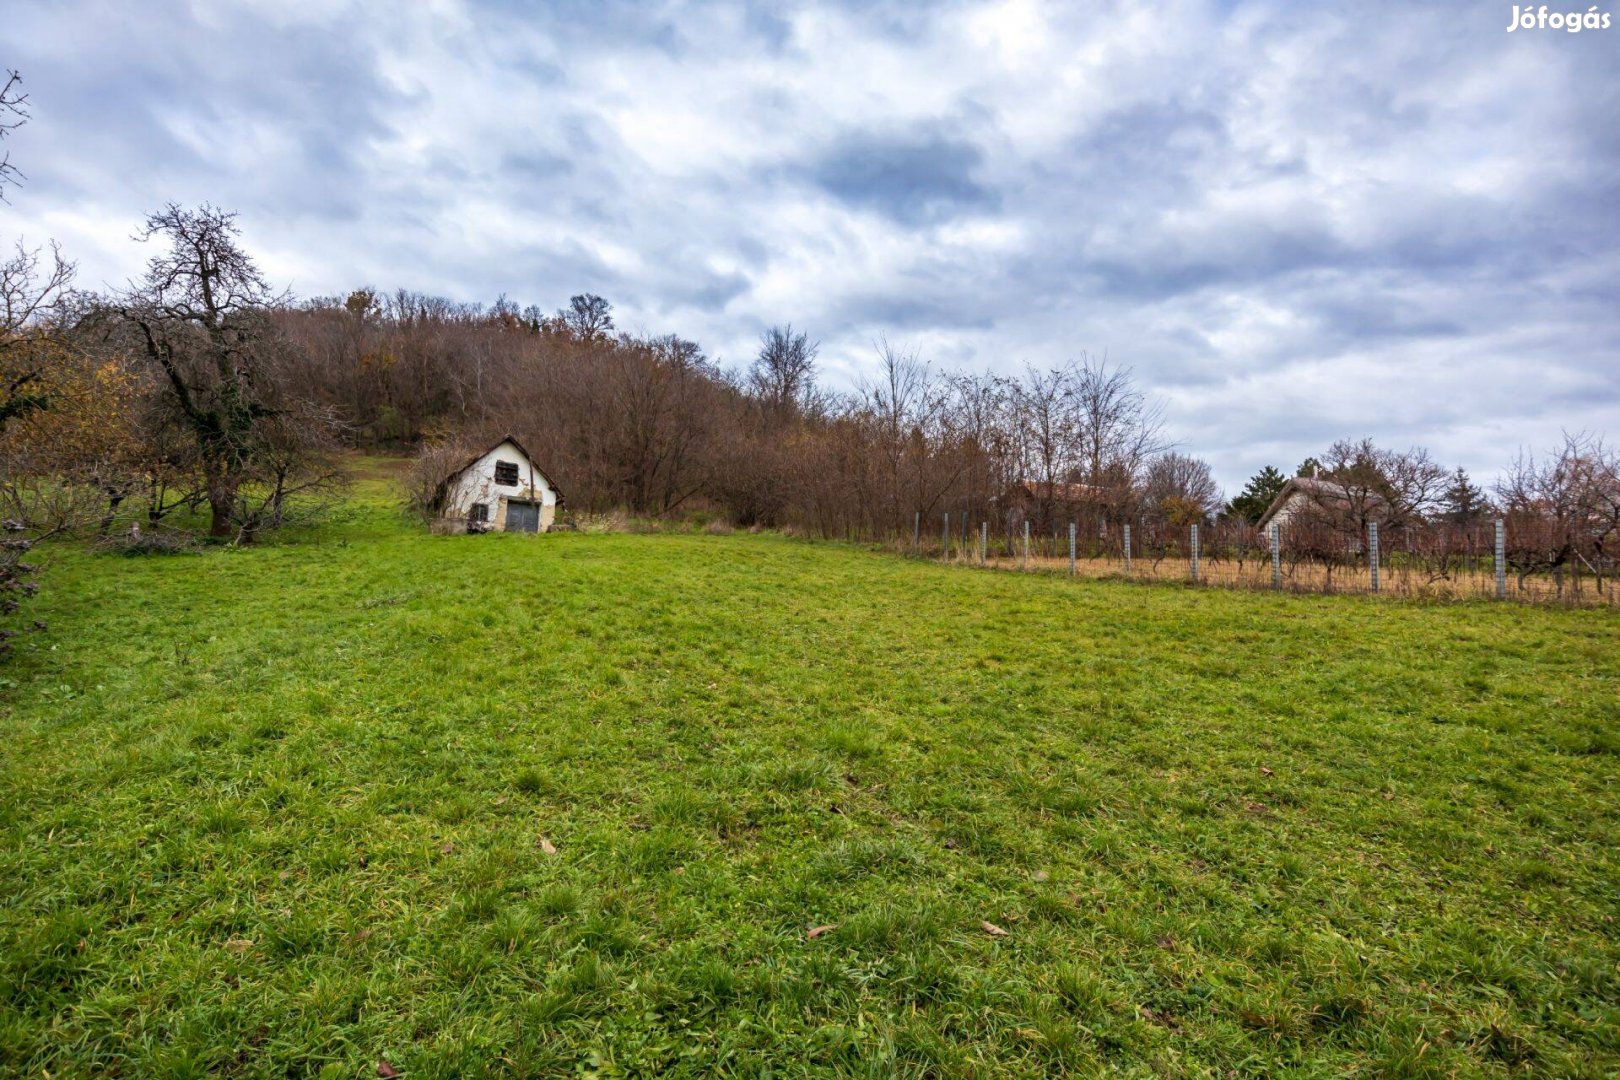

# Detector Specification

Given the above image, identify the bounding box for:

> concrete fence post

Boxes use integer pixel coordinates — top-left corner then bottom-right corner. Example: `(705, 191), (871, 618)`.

(1495, 518), (1506, 598)
(943, 513), (950, 561)
(1123, 524), (1132, 572)
(1022, 520), (1030, 570)
(1368, 521), (1380, 594)
(1270, 523), (1281, 589)
(980, 521), (988, 565)
(913, 511), (920, 556)
(1190, 523), (1200, 583)
(1068, 521), (1076, 577)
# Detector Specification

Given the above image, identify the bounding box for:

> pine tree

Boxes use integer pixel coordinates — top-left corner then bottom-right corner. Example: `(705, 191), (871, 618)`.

(1295, 457), (1324, 478)
(1227, 465), (1289, 523)
(1440, 467), (1489, 524)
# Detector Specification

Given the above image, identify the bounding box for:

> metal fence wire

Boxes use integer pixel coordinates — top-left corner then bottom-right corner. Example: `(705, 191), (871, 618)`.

(917, 514), (1617, 606)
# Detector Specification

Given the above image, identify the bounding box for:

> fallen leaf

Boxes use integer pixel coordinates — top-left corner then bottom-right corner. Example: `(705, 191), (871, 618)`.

(671, 866), (685, 875)
(1032, 870), (1050, 883)
(807, 924), (837, 939)
(1259, 766), (1274, 777)
(1244, 801), (1268, 814)
(493, 796), (507, 806)
(981, 921), (1009, 938)
(439, 841), (453, 855)
(223, 938), (254, 955)
(1156, 934), (1175, 950)
(1381, 791), (1394, 801)
(377, 1061), (399, 1078)
(537, 837), (557, 855)
(353, 929), (373, 942)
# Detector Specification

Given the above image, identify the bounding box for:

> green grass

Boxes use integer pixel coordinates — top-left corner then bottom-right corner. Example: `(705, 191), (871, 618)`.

(2, 476), (1617, 1077)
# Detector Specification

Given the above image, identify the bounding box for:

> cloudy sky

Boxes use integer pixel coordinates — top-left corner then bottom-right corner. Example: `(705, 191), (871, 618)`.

(4, 0), (1617, 490)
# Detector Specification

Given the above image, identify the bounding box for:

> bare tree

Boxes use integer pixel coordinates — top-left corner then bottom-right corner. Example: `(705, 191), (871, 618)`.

(749, 324), (818, 421)
(1069, 355), (1166, 514)
(404, 437), (480, 524)
(857, 339), (940, 532)
(1010, 364), (1078, 528)
(1142, 452), (1221, 525)
(117, 204), (337, 539)
(609, 334), (721, 515)
(2, 241), (77, 428)
(863, 339), (928, 448)
(0, 70), (27, 199)
(1279, 438), (1448, 587)
(0, 247), (138, 654)
(1497, 432), (1620, 592)
(227, 400), (347, 543)
(939, 370), (1016, 536)
(1316, 438), (1447, 536)
(560, 294), (613, 341)
(0, 82), (73, 551)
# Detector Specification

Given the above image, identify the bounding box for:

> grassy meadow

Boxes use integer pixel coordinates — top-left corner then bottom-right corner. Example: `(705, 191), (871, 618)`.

(1, 468), (1617, 1077)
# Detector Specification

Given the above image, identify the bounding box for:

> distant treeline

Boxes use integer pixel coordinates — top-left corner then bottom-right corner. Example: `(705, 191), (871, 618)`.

(278, 286), (1221, 538)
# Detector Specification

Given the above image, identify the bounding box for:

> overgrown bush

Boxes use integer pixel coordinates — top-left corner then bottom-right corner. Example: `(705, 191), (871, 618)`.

(403, 440), (478, 522)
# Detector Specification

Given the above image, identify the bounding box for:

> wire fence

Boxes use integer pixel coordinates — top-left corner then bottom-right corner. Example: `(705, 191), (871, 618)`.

(896, 513), (1618, 606)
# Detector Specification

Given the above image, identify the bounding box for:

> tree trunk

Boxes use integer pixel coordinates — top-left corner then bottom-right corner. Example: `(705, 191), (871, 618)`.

(208, 489), (234, 538)
(97, 493), (124, 539)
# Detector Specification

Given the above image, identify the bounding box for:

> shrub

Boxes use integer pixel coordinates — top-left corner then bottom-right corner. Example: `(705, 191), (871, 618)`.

(403, 439), (479, 522)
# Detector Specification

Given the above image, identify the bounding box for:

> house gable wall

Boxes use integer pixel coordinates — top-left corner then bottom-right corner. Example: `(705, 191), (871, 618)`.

(442, 440), (558, 532)
(1260, 489), (1312, 532)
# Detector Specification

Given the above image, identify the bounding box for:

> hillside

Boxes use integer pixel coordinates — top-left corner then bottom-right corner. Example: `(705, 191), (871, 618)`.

(2, 479), (1617, 1077)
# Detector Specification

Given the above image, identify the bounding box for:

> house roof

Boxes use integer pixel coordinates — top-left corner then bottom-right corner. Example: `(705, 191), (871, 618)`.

(438, 435), (565, 508)
(1256, 476), (1385, 531)
(1000, 479), (1105, 503)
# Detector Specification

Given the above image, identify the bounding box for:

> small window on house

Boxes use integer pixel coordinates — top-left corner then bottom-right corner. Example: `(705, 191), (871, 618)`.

(468, 503), (489, 524)
(494, 460), (520, 486)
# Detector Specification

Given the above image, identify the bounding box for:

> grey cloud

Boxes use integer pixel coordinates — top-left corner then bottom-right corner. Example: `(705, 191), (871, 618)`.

(4, 0), (1617, 491)
(741, 5), (795, 50)
(805, 131), (998, 225)
(498, 150), (575, 183)
(831, 292), (997, 333)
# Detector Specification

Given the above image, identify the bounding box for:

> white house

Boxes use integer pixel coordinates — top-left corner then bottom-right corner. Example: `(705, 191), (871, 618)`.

(1258, 476), (1398, 533)
(1256, 477), (1344, 533)
(435, 436), (562, 533)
